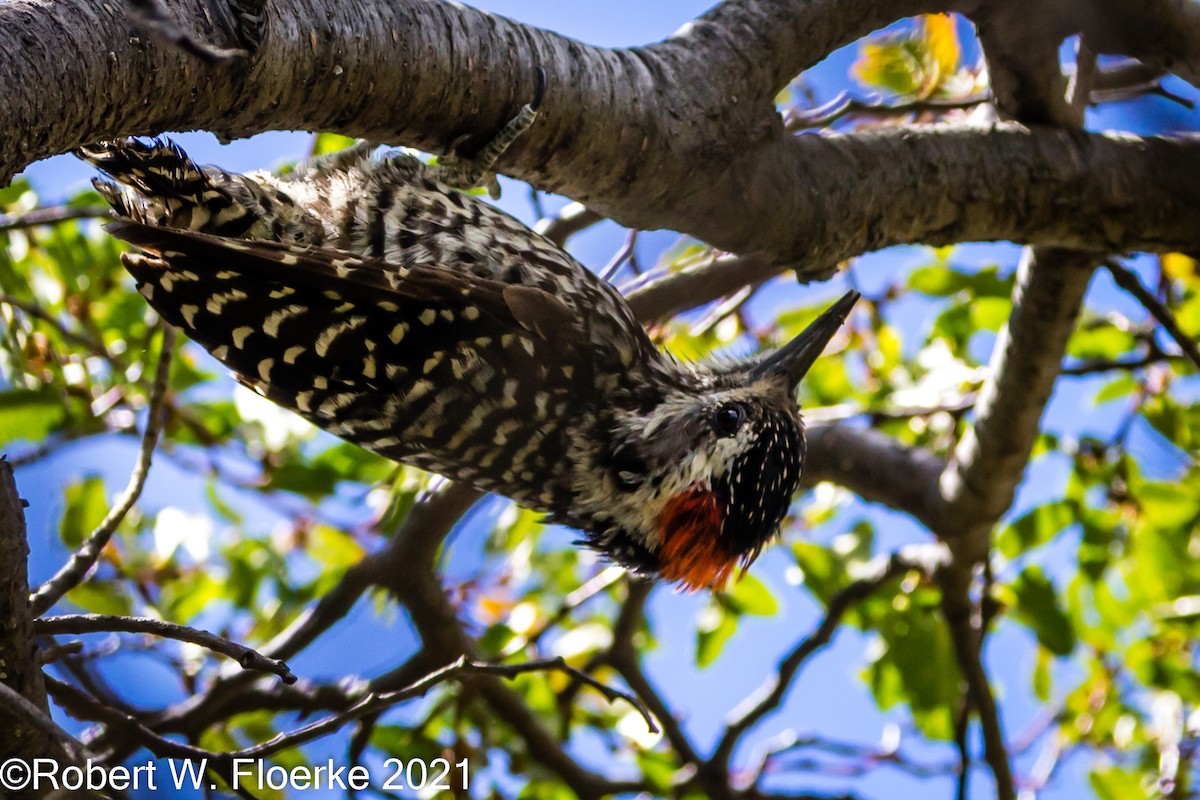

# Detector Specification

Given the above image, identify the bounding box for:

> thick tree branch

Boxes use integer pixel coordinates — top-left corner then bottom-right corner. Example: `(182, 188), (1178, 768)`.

(802, 424), (946, 530)
(1079, 0), (1200, 86)
(0, 459), (53, 763)
(674, 0), (951, 98)
(0, 681), (88, 766)
(2, 1), (1199, 272)
(935, 249), (1094, 558)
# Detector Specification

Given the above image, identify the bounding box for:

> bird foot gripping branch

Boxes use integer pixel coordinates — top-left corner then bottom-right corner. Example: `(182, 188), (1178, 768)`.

(76, 85), (858, 592)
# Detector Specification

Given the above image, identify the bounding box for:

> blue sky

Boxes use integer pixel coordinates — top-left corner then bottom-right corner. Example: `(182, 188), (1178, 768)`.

(14, 2), (1200, 798)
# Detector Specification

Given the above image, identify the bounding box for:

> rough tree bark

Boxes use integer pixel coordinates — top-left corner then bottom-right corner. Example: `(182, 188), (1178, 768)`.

(0, 0), (1198, 271)
(0, 461), (51, 765)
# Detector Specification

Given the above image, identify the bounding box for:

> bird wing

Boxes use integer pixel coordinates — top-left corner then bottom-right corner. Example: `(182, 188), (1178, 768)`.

(108, 220), (609, 510)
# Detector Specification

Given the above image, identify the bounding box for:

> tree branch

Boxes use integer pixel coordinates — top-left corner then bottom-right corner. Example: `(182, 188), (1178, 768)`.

(2, 2), (1199, 270)
(0, 458), (54, 762)
(370, 483), (643, 800)
(935, 249), (1094, 558)
(802, 424), (947, 531)
(36, 614), (296, 683)
(675, 0), (951, 98)
(939, 565), (1014, 800)
(0, 204), (110, 232)
(30, 327), (174, 616)
(713, 551), (938, 767)
(1105, 260), (1200, 371)
(0, 680), (88, 765)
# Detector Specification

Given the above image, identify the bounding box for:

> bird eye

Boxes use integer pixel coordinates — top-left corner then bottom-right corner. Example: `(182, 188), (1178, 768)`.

(710, 402), (745, 437)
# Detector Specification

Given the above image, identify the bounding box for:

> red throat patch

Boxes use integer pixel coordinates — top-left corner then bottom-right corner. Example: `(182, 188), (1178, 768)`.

(657, 488), (735, 592)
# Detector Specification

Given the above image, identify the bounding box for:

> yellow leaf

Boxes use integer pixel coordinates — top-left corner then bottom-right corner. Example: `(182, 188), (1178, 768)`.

(852, 40), (922, 96)
(1161, 252), (1198, 281)
(921, 14), (960, 79)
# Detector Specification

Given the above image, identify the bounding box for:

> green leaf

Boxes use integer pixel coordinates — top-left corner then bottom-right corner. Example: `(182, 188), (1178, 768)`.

(695, 604), (737, 668)
(1007, 566), (1076, 656)
(306, 524), (364, 573)
(1032, 645), (1053, 702)
(310, 132), (359, 157)
(854, 37), (924, 96)
(1141, 396), (1200, 455)
(909, 265), (963, 296)
(0, 177), (33, 208)
(791, 541), (846, 604)
(0, 387), (67, 447)
(968, 296), (1012, 332)
(1136, 480), (1200, 529)
(66, 580), (133, 616)
(997, 500), (1075, 558)
(1089, 766), (1151, 800)
(866, 596), (961, 739)
(1094, 374), (1138, 405)
(161, 571), (224, 624)
(635, 749), (679, 790)
(1068, 324), (1135, 361)
(724, 572), (779, 617)
(59, 475), (108, 547)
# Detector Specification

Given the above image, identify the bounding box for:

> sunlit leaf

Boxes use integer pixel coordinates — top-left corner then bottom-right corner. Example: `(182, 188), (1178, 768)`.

(65, 580), (133, 616)
(997, 500), (1075, 558)
(1094, 374), (1138, 405)
(695, 603), (737, 668)
(310, 132), (359, 157)
(1089, 765), (1152, 800)
(0, 387), (67, 447)
(854, 39), (923, 97)
(59, 475), (109, 548)
(1005, 566), (1076, 656)
(921, 14), (960, 78)
(724, 572), (779, 617)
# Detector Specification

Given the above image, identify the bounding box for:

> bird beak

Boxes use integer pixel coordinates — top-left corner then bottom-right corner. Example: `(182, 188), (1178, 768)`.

(750, 290), (859, 389)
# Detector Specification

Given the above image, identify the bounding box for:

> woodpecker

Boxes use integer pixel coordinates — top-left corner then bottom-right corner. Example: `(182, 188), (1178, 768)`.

(77, 110), (857, 591)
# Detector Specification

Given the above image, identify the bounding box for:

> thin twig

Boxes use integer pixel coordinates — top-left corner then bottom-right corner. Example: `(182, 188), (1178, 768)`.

(235, 655), (656, 760)
(608, 580), (703, 766)
(0, 680), (89, 764)
(954, 697), (971, 800)
(1105, 260), (1200, 371)
(30, 326), (175, 616)
(39, 640), (86, 664)
(473, 656), (658, 733)
(598, 229), (638, 283)
(804, 395), (978, 424)
(502, 566), (625, 658)
(0, 205), (111, 232)
(8, 431), (93, 468)
(761, 734), (952, 780)
(36, 614), (296, 683)
(0, 292), (114, 359)
(1060, 352), (1181, 375)
(42, 675), (251, 795)
(784, 91), (991, 131)
(713, 551), (937, 766)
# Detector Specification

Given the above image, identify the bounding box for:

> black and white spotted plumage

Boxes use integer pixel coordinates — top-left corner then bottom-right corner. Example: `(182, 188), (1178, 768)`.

(80, 136), (858, 590)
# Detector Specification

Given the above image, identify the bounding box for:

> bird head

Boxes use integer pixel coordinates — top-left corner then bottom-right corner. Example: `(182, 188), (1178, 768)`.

(589, 291), (859, 591)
